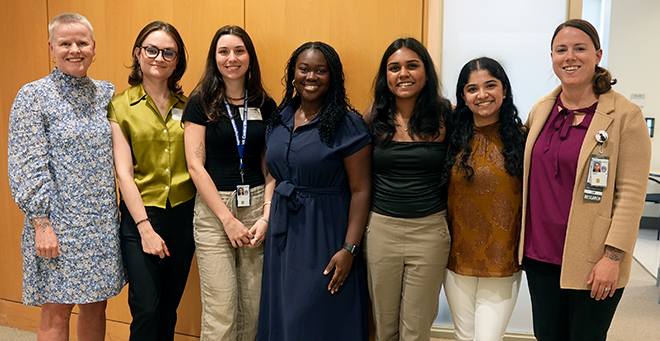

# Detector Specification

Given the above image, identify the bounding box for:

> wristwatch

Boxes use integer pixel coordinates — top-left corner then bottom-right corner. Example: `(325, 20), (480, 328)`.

(342, 243), (359, 256)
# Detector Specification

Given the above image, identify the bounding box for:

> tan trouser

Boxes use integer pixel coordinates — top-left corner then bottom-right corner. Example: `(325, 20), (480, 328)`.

(363, 210), (451, 341)
(193, 185), (265, 341)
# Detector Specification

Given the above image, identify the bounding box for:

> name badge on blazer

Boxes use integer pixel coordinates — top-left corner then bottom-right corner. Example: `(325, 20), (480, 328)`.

(584, 155), (609, 202)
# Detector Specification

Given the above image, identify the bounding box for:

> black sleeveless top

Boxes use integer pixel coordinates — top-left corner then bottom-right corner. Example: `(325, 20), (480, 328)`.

(371, 141), (447, 218)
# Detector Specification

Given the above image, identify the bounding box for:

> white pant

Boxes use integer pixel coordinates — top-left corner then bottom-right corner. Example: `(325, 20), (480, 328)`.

(444, 269), (521, 341)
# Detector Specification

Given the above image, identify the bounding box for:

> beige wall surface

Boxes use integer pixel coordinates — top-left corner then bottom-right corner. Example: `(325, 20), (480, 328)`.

(0, 0), (425, 338)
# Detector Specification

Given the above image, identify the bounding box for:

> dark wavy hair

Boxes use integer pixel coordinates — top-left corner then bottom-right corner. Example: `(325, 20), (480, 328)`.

(366, 38), (452, 146)
(272, 41), (357, 146)
(190, 25), (268, 123)
(552, 19), (616, 95)
(128, 21), (187, 94)
(446, 57), (526, 182)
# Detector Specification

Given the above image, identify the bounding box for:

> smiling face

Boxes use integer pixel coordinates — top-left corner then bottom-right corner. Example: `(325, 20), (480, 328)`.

(294, 49), (330, 106)
(551, 26), (603, 92)
(136, 30), (178, 82)
(386, 47), (426, 100)
(463, 69), (505, 127)
(48, 22), (95, 78)
(215, 34), (250, 81)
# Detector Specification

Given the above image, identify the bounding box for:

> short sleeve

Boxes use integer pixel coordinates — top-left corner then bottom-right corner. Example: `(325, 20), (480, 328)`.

(182, 94), (210, 126)
(337, 111), (372, 159)
(260, 97), (277, 121)
(107, 100), (118, 122)
(8, 83), (53, 219)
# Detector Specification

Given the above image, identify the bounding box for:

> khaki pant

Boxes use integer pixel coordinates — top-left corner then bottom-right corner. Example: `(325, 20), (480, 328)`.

(363, 210), (451, 341)
(193, 185), (265, 341)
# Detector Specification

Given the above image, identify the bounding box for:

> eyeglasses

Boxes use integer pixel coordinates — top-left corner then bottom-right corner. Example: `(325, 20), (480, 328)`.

(141, 45), (178, 62)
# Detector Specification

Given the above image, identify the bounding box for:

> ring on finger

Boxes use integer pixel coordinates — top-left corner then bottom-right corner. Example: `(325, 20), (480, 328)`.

(604, 287), (611, 291)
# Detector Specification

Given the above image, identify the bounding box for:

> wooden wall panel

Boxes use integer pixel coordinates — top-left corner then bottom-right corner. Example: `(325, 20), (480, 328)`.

(48, 0), (177, 94)
(173, 0), (245, 94)
(0, 0), (50, 303)
(2, 0), (425, 338)
(47, 0), (244, 96)
(246, 0), (424, 112)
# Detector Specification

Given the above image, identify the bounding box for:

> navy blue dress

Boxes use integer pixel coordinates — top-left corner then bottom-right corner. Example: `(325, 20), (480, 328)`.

(258, 101), (371, 341)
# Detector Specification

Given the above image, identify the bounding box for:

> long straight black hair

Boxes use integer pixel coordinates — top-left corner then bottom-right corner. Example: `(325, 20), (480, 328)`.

(367, 37), (452, 146)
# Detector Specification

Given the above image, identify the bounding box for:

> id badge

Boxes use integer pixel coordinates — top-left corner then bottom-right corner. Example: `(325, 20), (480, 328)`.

(588, 155), (609, 188)
(171, 108), (183, 121)
(237, 184), (251, 207)
(584, 155), (609, 202)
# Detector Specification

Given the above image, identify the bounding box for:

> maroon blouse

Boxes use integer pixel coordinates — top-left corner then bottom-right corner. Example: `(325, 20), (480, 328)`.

(524, 96), (598, 265)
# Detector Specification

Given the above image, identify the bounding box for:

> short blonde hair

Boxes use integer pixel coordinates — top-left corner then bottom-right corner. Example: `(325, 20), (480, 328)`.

(48, 12), (94, 43)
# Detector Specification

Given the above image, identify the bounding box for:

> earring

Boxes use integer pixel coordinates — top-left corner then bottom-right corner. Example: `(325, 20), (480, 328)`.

(51, 57), (56, 63)
(92, 57), (96, 63)
(292, 79), (296, 86)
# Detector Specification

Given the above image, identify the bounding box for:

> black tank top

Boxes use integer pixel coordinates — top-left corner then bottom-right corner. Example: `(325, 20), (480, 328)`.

(371, 141), (447, 218)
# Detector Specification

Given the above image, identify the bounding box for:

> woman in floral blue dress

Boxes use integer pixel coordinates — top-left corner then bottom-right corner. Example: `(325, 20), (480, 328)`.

(7, 13), (125, 340)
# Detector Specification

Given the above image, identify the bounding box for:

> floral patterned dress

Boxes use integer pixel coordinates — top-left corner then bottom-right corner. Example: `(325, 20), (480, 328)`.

(8, 68), (126, 305)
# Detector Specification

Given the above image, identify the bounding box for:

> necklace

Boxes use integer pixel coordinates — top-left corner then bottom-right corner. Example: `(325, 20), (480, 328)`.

(299, 107), (320, 123)
(397, 115), (409, 131)
(304, 113), (317, 123)
(226, 94), (244, 101)
(153, 96), (170, 111)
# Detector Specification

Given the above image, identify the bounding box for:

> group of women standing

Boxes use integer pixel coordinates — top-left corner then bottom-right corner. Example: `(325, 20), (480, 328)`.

(8, 11), (650, 341)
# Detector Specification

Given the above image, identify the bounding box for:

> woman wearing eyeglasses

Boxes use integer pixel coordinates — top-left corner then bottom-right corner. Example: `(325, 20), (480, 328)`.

(108, 21), (195, 341)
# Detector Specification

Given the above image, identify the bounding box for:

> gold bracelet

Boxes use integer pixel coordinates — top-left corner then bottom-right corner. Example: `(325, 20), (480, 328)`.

(263, 201), (271, 207)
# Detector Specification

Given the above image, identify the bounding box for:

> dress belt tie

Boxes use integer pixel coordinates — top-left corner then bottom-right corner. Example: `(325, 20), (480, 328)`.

(270, 180), (344, 250)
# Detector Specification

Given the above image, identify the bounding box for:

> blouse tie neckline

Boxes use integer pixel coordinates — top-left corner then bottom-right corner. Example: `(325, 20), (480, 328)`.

(543, 97), (598, 177)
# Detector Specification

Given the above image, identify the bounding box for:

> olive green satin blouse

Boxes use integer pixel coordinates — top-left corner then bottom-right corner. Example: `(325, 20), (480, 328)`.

(108, 84), (195, 208)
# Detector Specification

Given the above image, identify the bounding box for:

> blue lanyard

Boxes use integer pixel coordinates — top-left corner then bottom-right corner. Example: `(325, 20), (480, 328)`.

(223, 89), (249, 183)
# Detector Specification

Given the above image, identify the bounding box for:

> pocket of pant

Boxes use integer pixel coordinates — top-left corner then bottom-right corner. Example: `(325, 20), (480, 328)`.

(364, 211), (373, 234)
(438, 211), (450, 240)
(587, 214), (612, 263)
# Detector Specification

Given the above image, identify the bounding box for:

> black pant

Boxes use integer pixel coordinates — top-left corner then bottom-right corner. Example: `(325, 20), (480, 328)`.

(523, 257), (624, 341)
(120, 199), (195, 341)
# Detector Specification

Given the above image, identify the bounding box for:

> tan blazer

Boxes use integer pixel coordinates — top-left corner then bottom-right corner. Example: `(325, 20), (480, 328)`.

(518, 87), (652, 289)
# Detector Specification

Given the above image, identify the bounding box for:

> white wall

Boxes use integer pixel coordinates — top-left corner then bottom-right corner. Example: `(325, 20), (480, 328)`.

(440, 0), (566, 121)
(609, 0), (659, 169)
(607, 0), (660, 216)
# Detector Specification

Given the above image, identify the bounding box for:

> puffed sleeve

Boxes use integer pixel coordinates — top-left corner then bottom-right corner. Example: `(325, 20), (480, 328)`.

(8, 83), (54, 220)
